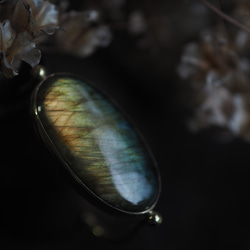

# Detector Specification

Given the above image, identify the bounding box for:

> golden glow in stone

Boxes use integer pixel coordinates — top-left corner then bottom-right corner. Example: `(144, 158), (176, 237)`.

(35, 75), (160, 213)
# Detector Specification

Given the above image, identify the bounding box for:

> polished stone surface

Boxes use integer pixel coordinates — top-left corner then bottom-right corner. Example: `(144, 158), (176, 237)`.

(34, 75), (160, 213)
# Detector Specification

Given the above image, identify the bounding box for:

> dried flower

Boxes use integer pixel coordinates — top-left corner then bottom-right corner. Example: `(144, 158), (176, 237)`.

(56, 10), (112, 57)
(0, 19), (41, 78)
(177, 25), (250, 142)
(0, 0), (59, 78)
(24, 0), (59, 36)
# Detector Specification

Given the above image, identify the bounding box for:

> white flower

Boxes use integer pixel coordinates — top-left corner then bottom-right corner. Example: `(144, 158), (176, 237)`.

(0, 0), (113, 77)
(0, 20), (40, 78)
(24, 0), (59, 36)
(0, 0), (59, 77)
(177, 26), (250, 142)
(56, 11), (112, 57)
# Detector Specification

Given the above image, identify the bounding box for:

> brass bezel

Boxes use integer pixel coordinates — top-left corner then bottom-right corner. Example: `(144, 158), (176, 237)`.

(31, 73), (161, 216)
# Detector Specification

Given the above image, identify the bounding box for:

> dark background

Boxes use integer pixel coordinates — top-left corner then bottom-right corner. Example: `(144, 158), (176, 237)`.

(1, 0), (250, 249)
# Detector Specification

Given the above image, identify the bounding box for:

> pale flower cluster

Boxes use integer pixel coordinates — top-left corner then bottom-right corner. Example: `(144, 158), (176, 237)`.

(0, 0), (113, 78)
(0, 0), (59, 78)
(56, 10), (112, 58)
(176, 1), (250, 142)
(177, 25), (250, 142)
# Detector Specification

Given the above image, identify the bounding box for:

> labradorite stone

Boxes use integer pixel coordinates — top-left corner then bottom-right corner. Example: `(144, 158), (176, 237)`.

(35, 75), (160, 213)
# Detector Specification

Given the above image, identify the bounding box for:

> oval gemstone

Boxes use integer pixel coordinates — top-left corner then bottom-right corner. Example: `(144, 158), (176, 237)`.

(33, 74), (160, 213)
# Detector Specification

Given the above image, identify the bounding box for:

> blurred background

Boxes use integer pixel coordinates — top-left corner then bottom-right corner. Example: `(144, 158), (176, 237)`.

(1, 0), (250, 249)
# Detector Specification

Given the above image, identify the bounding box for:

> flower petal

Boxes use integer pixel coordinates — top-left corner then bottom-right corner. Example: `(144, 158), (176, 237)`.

(0, 20), (15, 51)
(11, 0), (35, 33)
(0, 50), (18, 78)
(11, 32), (41, 68)
(0, 0), (18, 22)
(57, 11), (112, 57)
(37, 1), (58, 26)
(17, 44), (41, 67)
(27, 0), (59, 36)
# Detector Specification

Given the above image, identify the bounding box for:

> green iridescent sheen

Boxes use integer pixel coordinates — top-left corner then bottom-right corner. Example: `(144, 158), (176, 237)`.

(35, 75), (160, 213)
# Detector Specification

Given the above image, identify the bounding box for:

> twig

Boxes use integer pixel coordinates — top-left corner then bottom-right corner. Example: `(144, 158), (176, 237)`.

(199, 0), (250, 34)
